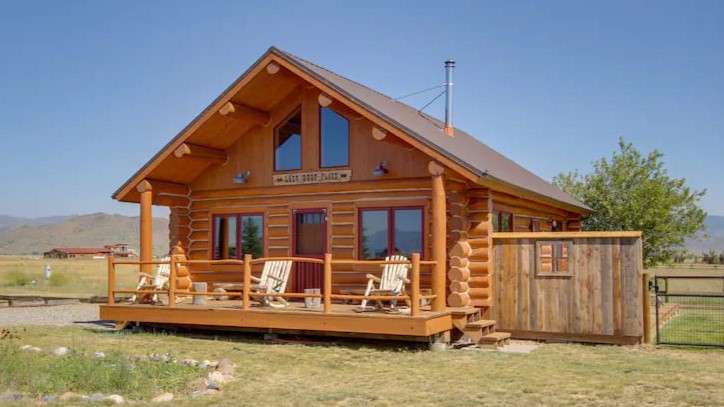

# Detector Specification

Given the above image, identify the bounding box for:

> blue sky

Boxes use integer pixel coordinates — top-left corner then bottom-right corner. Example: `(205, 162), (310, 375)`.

(1, 1), (722, 217)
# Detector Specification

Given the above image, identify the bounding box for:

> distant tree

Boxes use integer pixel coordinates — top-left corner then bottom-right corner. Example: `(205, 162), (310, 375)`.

(554, 138), (706, 267)
(719, 252), (724, 265)
(241, 217), (263, 258)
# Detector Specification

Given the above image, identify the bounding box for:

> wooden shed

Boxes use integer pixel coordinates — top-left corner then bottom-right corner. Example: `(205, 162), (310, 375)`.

(100, 47), (644, 346)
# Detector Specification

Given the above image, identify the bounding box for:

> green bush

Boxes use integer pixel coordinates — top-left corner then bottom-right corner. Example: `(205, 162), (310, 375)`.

(2, 270), (32, 287)
(48, 272), (69, 287)
(0, 344), (201, 399)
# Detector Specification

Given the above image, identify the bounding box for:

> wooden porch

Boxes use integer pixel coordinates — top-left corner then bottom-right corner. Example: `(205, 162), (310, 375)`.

(100, 255), (454, 342)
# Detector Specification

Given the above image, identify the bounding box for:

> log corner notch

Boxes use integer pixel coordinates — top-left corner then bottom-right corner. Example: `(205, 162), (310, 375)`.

(218, 101), (271, 126)
(173, 142), (227, 165)
(429, 160), (447, 312)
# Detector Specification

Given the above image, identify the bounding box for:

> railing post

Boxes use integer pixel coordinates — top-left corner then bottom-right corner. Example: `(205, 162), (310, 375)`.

(168, 256), (177, 307)
(243, 254), (252, 310)
(324, 253), (332, 314)
(107, 255), (115, 305)
(411, 253), (421, 317)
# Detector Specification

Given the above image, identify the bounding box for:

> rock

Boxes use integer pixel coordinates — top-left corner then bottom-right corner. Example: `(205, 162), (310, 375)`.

(0, 392), (23, 402)
(151, 392), (174, 403)
(59, 392), (80, 401)
(89, 393), (105, 402)
(216, 358), (235, 375)
(106, 394), (125, 404)
(189, 377), (209, 396)
(207, 371), (227, 389)
(94, 351), (106, 359)
(53, 346), (70, 356)
(180, 358), (198, 367)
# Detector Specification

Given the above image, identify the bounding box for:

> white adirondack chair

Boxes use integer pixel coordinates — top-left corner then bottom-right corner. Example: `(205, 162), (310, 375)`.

(358, 255), (411, 312)
(131, 257), (170, 304)
(251, 260), (293, 308)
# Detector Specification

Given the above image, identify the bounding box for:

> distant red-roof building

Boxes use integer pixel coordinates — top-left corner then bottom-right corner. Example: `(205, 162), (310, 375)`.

(43, 243), (134, 259)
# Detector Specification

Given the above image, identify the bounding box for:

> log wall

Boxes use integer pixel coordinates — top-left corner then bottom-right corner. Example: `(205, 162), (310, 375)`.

(491, 232), (644, 343)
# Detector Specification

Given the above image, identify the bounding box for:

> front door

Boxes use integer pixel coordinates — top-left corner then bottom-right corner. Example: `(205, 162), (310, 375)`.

(292, 209), (327, 293)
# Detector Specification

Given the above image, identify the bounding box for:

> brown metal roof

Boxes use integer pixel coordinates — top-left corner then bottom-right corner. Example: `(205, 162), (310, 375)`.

(112, 47), (589, 212)
(273, 48), (589, 212)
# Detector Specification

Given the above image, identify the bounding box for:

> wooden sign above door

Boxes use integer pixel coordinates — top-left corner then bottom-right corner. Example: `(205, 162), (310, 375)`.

(272, 169), (352, 186)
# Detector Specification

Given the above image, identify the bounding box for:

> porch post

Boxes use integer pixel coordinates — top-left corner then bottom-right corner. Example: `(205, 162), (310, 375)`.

(137, 180), (153, 275)
(429, 161), (447, 312)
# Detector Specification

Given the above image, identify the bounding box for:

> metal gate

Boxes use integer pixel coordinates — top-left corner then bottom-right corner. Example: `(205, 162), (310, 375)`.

(654, 276), (724, 347)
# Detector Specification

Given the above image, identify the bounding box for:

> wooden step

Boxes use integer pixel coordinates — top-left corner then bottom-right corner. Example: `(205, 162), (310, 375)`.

(479, 331), (511, 348)
(446, 306), (479, 317)
(464, 320), (495, 330)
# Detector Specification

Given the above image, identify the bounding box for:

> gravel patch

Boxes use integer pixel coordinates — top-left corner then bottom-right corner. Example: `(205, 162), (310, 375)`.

(0, 303), (111, 328)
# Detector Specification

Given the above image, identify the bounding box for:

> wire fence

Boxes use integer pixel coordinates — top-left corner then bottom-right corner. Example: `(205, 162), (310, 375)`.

(654, 276), (724, 347)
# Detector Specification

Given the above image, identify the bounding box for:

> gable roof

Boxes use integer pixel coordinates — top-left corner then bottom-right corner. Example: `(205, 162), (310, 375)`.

(113, 46), (589, 213)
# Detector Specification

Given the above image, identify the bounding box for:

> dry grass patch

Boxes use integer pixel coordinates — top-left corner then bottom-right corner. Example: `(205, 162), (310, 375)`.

(2, 326), (723, 406)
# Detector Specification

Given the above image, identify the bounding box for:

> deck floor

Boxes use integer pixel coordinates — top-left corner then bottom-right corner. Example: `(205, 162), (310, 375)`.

(100, 299), (452, 340)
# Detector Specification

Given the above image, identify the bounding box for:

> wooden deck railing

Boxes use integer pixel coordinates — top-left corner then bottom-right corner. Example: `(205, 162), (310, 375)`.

(107, 253), (439, 316)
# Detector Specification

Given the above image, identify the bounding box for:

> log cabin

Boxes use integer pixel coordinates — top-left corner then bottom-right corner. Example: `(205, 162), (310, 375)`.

(100, 47), (646, 346)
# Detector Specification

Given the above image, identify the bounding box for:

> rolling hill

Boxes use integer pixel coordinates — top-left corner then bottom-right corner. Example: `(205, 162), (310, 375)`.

(0, 213), (169, 256)
(686, 215), (724, 254)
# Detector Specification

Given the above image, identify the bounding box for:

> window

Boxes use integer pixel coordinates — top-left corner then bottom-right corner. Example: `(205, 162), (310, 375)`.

(530, 219), (541, 232)
(320, 107), (349, 167)
(360, 208), (423, 259)
(551, 220), (563, 232)
(492, 211), (514, 232)
(536, 240), (572, 276)
(212, 214), (264, 259)
(274, 109), (302, 171)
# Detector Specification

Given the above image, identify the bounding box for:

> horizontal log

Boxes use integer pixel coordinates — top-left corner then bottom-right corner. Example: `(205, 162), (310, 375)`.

(469, 248), (489, 261)
(466, 238), (489, 247)
(468, 275), (490, 288)
(448, 266), (470, 282)
(449, 256), (469, 268)
(468, 287), (489, 298)
(447, 292), (471, 307)
(449, 281), (469, 293)
(468, 261), (488, 275)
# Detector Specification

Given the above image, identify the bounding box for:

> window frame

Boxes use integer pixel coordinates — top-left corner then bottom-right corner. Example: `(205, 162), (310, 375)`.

(273, 107), (303, 173)
(211, 212), (265, 260)
(493, 211), (514, 232)
(357, 206), (425, 260)
(535, 240), (573, 277)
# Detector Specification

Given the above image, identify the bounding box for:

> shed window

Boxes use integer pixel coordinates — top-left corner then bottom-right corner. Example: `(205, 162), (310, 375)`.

(492, 211), (514, 232)
(536, 240), (572, 276)
(360, 208), (423, 259)
(274, 110), (302, 171)
(320, 107), (349, 167)
(212, 214), (264, 259)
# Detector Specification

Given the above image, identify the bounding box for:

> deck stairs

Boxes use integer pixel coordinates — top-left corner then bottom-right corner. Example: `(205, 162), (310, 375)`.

(448, 306), (511, 348)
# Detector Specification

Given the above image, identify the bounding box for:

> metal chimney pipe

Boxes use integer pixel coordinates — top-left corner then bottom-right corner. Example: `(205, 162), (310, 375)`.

(444, 59), (455, 136)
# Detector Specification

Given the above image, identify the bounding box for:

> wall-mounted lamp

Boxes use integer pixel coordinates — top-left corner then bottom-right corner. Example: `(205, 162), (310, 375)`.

(233, 170), (251, 184)
(372, 161), (389, 177)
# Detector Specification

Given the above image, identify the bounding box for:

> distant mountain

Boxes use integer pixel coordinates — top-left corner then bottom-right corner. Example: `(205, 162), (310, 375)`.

(686, 215), (724, 254)
(0, 213), (169, 256)
(0, 215), (71, 231)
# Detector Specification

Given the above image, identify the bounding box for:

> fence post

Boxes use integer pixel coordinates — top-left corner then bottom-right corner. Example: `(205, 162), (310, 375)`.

(243, 254), (252, 310)
(411, 253), (421, 317)
(324, 253), (332, 314)
(168, 256), (177, 307)
(107, 255), (115, 305)
(642, 272), (651, 344)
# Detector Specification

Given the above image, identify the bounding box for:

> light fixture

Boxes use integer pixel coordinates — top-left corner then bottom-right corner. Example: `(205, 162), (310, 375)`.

(233, 170), (251, 184)
(372, 161), (389, 177)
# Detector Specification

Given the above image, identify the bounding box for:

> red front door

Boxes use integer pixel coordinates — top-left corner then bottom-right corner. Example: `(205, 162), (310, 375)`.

(292, 209), (327, 293)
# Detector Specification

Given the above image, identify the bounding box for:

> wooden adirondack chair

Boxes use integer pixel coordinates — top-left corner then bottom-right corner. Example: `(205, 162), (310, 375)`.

(357, 255), (411, 312)
(251, 260), (293, 308)
(131, 257), (170, 304)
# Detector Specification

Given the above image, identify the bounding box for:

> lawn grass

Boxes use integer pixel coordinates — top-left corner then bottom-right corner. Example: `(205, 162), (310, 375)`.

(658, 306), (724, 346)
(1, 326), (723, 406)
(0, 256), (136, 298)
